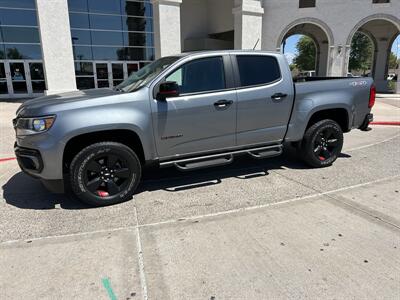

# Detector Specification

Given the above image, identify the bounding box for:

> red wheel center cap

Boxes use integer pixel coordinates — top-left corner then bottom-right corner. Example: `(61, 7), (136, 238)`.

(97, 190), (109, 197)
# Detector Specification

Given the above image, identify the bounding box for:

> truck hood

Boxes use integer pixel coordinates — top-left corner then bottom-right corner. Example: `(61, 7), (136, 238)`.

(16, 88), (122, 117)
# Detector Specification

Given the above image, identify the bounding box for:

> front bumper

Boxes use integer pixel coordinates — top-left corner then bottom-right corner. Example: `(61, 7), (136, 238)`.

(14, 144), (44, 177)
(359, 113), (373, 131)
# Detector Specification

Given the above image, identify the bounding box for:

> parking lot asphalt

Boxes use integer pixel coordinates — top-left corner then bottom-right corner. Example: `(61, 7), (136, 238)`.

(1, 100), (400, 299)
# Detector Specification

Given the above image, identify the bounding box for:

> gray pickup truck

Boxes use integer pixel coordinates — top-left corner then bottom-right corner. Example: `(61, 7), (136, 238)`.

(13, 50), (375, 206)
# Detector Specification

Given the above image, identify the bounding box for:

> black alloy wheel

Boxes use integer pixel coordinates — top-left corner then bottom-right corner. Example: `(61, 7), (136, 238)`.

(300, 119), (344, 168)
(70, 142), (141, 206)
(313, 127), (340, 162)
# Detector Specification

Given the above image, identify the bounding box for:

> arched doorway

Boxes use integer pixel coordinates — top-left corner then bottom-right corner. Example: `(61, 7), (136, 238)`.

(346, 15), (400, 92)
(281, 34), (318, 78)
(277, 19), (333, 77)
(348, 31), (376, 77)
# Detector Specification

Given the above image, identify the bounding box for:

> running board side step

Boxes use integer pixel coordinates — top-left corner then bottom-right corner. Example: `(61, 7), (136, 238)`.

(175, 155), (233, 171)
(160, 144), (283, 171)
(247, 146), (283, 159)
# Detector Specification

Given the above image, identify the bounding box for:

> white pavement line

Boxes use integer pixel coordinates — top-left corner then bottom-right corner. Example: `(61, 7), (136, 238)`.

(345, 133), (400, 152)
(0, 226), (134, 245)
(139, 174), (400, 229)
(134, 206), (149, 300)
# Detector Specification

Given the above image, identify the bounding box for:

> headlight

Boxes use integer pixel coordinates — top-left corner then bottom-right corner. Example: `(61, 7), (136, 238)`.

(14, 116), (56, 136)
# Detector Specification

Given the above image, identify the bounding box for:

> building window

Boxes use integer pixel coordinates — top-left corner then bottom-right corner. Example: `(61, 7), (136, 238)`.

(372, 0), (390, 3)
(0, 3), (42, 60)
(68, 0), (155, 90)
(299, 0), (316, 8)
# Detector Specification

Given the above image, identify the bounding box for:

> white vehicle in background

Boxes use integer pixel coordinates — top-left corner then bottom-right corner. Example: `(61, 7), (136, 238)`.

(387, 73), (396, 81)
(299, 70), (316, 77)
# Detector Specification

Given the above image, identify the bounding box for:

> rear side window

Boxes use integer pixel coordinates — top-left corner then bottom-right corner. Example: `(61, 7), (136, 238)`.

(236, 55), (281, 88)
(166, 56), (225, 94)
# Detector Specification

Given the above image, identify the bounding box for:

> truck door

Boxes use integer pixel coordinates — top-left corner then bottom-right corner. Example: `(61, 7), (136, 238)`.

(150, 55), (237, 158)
(233, 54), (294, 146)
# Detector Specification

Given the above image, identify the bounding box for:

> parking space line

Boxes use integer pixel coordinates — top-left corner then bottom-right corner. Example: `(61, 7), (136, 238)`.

(0, 226), (134, 245)
(134, 206), (149, 300)
(345, 133), (400, 152)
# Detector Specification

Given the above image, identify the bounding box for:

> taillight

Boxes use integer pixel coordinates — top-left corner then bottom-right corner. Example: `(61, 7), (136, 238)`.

(369, 85), (376, 108)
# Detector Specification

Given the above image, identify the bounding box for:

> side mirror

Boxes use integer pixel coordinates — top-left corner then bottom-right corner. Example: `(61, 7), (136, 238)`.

(157, 81), (179, 100)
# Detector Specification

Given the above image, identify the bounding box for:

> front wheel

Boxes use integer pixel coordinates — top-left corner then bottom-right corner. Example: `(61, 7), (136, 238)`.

(300, 119), (344, 168)
(70, 142), (141, 206)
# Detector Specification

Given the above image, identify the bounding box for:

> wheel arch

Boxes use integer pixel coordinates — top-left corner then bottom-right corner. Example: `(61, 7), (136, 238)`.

(305, 108), (350, 133)
(63, 129), (146, 175)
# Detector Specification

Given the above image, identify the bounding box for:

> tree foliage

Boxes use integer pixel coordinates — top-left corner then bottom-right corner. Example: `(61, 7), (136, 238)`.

(388, 52), (399, 69)
(293, 36), (316, 71)
(349, 32), (373, 74)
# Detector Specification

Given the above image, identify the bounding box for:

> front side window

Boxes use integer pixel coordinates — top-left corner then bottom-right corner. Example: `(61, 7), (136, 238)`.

(166, 56), (226, 95)
(117, 55), (180, 92)
(236, 55), (281, 88)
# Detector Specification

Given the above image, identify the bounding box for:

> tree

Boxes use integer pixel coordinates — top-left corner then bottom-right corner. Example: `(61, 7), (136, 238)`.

(6, 48), (23, 59)
(293, 36), (316, 71)
(388, 52), (398, 69)
(349, 32), (373, 75)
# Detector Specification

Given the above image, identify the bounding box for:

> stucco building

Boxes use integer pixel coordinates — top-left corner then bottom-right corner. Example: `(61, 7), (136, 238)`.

(0, 0), (399, 99)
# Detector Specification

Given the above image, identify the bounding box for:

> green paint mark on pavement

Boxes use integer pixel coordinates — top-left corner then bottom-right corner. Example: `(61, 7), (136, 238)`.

(102, 278), (117, 300)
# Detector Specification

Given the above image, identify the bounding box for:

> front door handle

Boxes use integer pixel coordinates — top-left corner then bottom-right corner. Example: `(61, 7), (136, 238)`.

(271, 93), (288, 101)
(214, 99), (233, 109)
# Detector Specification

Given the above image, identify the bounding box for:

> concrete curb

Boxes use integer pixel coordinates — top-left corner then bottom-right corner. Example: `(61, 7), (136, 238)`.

(370, 121), (400, 126)
(0, 157), (16, 163)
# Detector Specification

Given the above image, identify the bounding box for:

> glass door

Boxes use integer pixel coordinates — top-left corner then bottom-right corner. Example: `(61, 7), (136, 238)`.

(0, 62), (10, 98)
(92, 61), (141, 90)
(127, 63), (139, 77)
(95, 62), (110, 88)
(29, 62), (46, 95)
(9, 61), (28, 95)
(111, 63), (124, 87)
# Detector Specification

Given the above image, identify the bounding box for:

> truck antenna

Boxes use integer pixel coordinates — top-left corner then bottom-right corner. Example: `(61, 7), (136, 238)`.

(252, 38), (260, 50)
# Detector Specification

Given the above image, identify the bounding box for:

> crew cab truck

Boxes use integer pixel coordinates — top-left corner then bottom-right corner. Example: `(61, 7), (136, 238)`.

(13, 51), (375, 206)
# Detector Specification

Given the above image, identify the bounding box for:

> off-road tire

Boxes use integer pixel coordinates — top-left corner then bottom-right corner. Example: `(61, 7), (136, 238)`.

(70, 142), (141, 206)
(300, 119), (343, 168)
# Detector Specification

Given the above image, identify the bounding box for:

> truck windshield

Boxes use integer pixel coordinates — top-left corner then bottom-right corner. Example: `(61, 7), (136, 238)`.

(116, 56), (180, 92)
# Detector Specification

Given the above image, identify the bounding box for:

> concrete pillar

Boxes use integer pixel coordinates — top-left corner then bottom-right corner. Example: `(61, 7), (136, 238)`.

(36, 0), (77, 95)
(329, 44), (348, 77)
(374, 40), (390, 93)
(152, 0), (182, 58)
(233, 0), (264, 50)
(318, 42), (329, 76)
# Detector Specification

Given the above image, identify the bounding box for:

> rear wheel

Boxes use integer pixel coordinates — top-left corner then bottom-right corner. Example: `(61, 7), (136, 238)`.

(300, 119), (343, 168)
(70, 142), (141, 206)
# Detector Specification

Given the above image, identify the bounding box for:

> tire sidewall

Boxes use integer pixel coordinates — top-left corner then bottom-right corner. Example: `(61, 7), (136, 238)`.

(70, 142), (141, 206)
(303, 120), (343, 167)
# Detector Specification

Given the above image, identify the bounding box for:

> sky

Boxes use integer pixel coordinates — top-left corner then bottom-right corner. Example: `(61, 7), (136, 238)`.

(283, 34), (400, 65)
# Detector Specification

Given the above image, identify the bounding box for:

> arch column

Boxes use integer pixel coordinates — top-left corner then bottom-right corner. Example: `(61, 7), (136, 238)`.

(329, 43), (349, 77)
(374, 40), (391, 92)
(152, 0), (182, 58)
(318, 42), (329, 76)
(233, 0), (264, 50)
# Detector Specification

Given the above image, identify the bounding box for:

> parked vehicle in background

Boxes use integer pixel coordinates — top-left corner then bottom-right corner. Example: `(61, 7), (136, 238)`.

(387, 73), (396, 81)
(13, 50), (375, 206)
(298, 70), (316, 77)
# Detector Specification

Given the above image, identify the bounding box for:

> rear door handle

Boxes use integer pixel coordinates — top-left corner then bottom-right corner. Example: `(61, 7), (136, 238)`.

(214, 99), (233, 109)
(271, 93), (288, 101)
